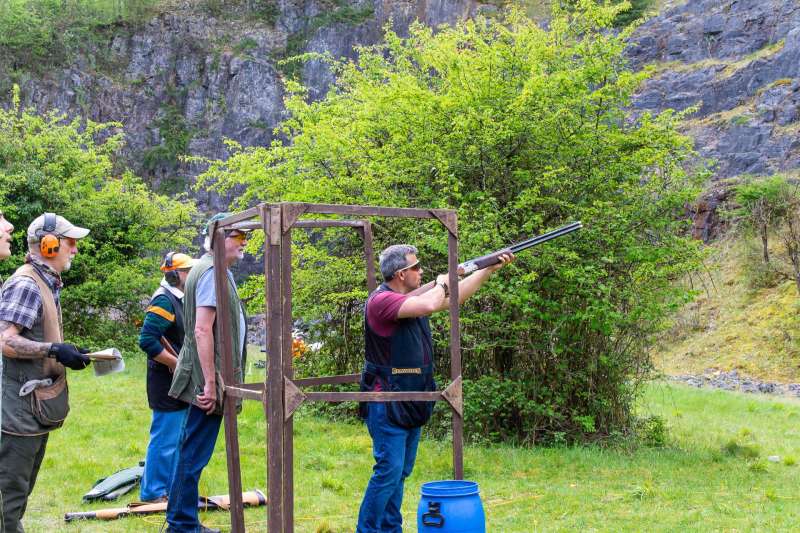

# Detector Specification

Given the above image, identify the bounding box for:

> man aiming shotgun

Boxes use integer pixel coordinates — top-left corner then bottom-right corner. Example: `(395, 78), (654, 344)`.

(356, 222), (581, 532)
(356, 243), (514, 532)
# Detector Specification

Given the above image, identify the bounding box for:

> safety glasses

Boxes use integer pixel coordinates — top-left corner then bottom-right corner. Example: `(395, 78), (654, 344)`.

(226, 231), (249, 243)
(396, 260), (421, 274)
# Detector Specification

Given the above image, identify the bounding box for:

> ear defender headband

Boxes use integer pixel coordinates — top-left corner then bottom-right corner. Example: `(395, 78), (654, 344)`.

(162, 252), (180, 285)
(37, 213), (60, 258)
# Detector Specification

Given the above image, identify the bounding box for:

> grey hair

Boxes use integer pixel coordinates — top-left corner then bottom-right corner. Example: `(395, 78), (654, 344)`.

(379, 244), (418, 281)
(203, 235), (212, 252)
(27, 244), (42, 258)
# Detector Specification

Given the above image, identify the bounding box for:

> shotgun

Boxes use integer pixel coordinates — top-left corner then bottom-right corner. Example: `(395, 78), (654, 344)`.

(65, 489), (266, 521)
(458, 221), (583, 274)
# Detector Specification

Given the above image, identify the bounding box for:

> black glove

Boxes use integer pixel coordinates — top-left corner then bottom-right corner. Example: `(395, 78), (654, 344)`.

(48, 343), (91, 370)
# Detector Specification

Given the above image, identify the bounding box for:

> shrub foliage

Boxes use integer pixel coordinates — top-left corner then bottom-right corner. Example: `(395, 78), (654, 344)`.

(0, 86), (197, 351)
(199, 6), (705, 442)
(731, 175), (800, 293)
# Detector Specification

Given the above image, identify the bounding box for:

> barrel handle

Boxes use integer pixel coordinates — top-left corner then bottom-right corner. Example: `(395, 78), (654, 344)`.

(422, 501), (445, 528)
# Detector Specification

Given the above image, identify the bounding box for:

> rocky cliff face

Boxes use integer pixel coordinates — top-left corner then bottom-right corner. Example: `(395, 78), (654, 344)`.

(631, 0), (800, 178)
(628, 0), (800, 238)
(5, 0), (799, 223)
(7, 0), (482, 211)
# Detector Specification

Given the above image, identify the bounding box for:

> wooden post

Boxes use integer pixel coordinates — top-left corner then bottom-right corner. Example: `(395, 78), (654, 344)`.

(281, 222), (294, 532)
(265, 205), (284, 532)
(447, 218), (464, 480)
(214, 226), (246, 531)
(362, 221), (377, 292)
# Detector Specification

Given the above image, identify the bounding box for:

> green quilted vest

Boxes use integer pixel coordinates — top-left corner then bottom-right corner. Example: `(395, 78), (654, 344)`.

(168, 253), (246, 411)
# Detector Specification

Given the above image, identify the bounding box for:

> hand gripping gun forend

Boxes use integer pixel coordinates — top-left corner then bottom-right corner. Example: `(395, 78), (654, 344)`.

(458, 221), (583, 275)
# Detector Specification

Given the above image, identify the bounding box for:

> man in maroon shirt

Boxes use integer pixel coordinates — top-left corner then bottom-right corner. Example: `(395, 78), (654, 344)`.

(357, 244), (513, 532)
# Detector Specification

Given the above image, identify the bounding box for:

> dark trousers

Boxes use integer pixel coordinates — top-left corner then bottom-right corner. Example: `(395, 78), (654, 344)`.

(0, 433), (49, 533)
(357, 403), (421, 533)
(166, 405), (222, 532)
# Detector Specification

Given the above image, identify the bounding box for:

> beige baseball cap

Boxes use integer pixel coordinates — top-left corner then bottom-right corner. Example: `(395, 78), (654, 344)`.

(27, 213), (90, 243)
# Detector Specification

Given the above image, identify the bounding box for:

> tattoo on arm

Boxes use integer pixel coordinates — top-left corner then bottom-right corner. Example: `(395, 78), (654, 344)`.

(5, 336), (50, 359)
(0, 320), (50, 359)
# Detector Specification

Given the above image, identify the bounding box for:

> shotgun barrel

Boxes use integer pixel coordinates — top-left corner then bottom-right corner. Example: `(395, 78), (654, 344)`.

(458, 221), (582, 274)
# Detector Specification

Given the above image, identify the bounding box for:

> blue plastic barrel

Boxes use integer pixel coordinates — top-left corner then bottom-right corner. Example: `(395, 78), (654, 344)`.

(417, 480), (486, 532)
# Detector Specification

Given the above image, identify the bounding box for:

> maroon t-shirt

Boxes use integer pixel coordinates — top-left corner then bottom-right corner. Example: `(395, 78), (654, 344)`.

(366, 290), (407, 337)
(364, 289), (410, 392)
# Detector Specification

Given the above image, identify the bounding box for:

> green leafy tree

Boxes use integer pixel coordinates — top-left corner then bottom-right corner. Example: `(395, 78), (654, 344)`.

(733, 175), (800, 294)
(733, 176), (793, 265)
(199, 5), (705, 442)
(0, 85), (197, 350)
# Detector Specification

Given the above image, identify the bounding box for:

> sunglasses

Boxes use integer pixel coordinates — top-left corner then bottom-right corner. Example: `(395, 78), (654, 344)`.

(226, 232), (250, 244)
(396, 260), (421, 274)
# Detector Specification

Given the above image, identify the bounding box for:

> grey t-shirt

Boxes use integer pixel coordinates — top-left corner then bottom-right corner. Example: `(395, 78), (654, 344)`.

(196, 269), (247, 356)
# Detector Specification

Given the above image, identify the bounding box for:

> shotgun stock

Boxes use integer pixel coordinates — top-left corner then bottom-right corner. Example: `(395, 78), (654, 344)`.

(65, 489), (266, 521)
(458, 221), (582, 274)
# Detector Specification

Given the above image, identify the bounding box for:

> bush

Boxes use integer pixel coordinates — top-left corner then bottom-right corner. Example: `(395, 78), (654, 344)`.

(739, 238), (785, 289)
(730, 175), (800, 293)
(423, 377), (669, 446)
(199, 6), (705, 442)
(425, 376), (558, 445)
(721, 438), (760, 459)
(0, 85), (197, 351)
(635, 415), (667, 447)
(560, 0), (656, 27)
(0, 0), (161, 70)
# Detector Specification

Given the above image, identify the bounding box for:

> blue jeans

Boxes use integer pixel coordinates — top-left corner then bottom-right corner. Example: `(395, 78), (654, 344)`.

(140, 408), (188, 501)
(166, 405), (222, 532)
(356, 403), (421, 533)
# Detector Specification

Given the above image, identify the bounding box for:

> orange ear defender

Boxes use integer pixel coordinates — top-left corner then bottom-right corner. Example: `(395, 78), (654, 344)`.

(163, 252), (174, 269)
(37, 213), (60, 258)
(162, 252), (179, 285)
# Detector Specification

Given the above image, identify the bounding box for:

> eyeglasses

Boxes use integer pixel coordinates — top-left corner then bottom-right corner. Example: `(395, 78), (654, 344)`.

(226, 231), (249, 243)
(396, 260), (421, 274)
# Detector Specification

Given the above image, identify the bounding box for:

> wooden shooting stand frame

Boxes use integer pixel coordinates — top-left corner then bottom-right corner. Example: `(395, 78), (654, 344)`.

(209, 202), (464, 532)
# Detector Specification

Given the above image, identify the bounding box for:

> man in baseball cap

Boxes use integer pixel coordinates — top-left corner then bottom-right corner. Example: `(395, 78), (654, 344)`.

(138, 252), (197, 504)
(0, 212), (91, 532)
(166, 214), (249, 533)
(26, 213), (90, 241)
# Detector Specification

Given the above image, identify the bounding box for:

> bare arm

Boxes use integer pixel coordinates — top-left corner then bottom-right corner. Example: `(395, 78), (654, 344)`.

(431, 253), (515, 313)
(194, 306), (218, 413)
(397, 277), (448, 318)
(407, 280), (436, 297)
(0, 321), (51, 359)
(152, 350), (179, 371)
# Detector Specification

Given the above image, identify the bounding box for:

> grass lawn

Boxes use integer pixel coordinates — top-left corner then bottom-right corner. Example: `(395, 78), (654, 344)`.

(19, 352), (800, 532)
